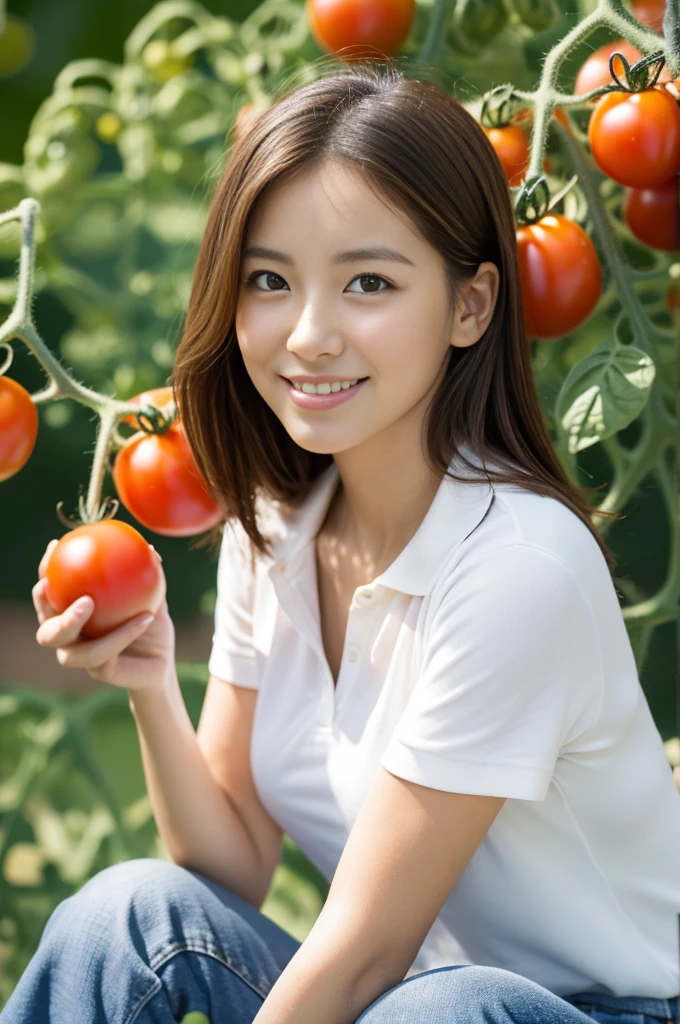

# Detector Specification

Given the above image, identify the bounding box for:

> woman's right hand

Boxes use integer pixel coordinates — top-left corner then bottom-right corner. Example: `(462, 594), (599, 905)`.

(33, 539), (177, 695)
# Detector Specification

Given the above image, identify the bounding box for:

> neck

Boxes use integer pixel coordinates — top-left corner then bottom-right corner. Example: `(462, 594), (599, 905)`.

(326, 429), (445, 576)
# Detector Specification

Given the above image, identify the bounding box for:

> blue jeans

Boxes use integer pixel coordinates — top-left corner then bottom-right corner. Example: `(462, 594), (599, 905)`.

(1, 858), (678, 1024)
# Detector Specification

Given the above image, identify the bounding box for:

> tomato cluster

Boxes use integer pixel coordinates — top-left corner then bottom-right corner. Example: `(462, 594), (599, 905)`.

(0, 377), (223, 638)
(501, 33), (680, 338)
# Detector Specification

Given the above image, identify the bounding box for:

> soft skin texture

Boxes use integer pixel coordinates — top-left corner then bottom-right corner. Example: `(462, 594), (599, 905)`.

(236, 158), (499, 575)
(235, 160), (505, 1024)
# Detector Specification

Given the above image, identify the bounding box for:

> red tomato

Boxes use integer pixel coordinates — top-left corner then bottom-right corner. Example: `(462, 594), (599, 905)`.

(631, 0), (665, 33)
(0, 375), (39, 483)
(306, 0), (416, 60)
(575, 40), (643, 96)
(623, 178), (680, 250)
(575, 41), (670, 97)
(484, 125), (529, 187)
(516, 213), (602, 339)
(122, 386), (174, 427)
(44, 520), (164, 640)
(113, 419), (224, 537)
(588, 87), (680, 188)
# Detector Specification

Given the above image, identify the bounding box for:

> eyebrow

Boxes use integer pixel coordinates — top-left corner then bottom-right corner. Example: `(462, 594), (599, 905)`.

(242, 245), (415, 266)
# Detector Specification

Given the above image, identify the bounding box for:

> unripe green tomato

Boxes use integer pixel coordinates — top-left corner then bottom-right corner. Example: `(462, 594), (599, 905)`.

(446, 0), (508, 56)
(510, 0), (558, 32)
(142, 40), (194, 82)
(95, 113), (122, 144)
(0, 15), (36, 77)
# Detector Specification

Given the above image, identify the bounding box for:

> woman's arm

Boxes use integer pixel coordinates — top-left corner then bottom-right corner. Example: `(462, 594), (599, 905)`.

(129, 675), (272, 908)
(250, 766), (505, 1024)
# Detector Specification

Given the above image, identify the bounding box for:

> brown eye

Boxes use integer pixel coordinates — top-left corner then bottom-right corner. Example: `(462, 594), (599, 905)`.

(246, 271), (288, 291)
(347, 274), (393, 295)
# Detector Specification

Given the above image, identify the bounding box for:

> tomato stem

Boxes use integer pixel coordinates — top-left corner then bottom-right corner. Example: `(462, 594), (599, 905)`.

(0, 342), (13, 378)
(418, 0), (457, 65)
(0, 199), (151, 526)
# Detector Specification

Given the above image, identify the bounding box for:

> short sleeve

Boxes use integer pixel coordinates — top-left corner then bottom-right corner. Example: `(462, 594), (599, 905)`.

(381, 544), (603, 801)
(207, 520), (259, 689)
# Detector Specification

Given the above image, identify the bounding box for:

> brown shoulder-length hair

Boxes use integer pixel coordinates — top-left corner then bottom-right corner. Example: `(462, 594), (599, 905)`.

(170, 60), (621, 574)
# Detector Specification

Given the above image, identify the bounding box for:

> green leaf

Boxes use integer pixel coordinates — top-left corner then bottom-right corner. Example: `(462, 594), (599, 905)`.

(555, 340), (656, 454)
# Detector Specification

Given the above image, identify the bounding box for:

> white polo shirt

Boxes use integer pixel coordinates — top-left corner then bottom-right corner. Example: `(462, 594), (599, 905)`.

(208, 444), (680, 1000)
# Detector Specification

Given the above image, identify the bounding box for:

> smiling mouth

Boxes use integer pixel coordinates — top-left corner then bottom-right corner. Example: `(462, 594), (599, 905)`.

(283, 376), (370, 386)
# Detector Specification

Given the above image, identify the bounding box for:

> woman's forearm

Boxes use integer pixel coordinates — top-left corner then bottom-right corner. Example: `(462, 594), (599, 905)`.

(251, 912), (401, 1024)
(128, 673), (270, 908)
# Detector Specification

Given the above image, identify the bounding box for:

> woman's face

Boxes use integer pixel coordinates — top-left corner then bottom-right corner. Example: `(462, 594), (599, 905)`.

(235, 159), (492, 456)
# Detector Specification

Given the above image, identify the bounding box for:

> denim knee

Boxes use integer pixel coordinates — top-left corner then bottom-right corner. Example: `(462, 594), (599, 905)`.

(42, 858), (196, 945)
(357, 965), (592, 1024)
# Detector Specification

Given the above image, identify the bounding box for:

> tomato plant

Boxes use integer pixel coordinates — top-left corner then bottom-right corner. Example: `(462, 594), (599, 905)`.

(484, 125), (529, 186)
(142, 39), (194, 81)
(112, 419), (224, 537)
(306, 0), (416, 59)
(588, 87), (680, 188)
(631, 0), (665, 33)
(516, 213), (603, 339)
(121, 386), (174, 427)
(574, 40), (649, 95)
(44, 520), (164, 640)
(0, 375), (39, 483)
(623, 178), (680, 251)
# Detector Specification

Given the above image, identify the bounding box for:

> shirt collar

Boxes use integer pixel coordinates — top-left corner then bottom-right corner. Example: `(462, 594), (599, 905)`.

(263, 442), (498, 597)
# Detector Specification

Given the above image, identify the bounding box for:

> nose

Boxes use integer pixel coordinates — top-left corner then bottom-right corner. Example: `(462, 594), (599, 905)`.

(286, 303), (344, 362)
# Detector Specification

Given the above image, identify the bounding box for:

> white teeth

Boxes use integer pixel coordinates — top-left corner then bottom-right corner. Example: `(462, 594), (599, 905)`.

(293, 378), (362, 394)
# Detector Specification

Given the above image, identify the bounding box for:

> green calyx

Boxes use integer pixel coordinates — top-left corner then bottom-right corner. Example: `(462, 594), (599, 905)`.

(607, 50), (667, 92)
(480, 83), (524, 128)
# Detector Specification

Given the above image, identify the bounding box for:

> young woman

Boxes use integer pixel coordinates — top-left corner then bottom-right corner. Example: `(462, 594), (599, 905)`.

(6, 63), (680, 1024)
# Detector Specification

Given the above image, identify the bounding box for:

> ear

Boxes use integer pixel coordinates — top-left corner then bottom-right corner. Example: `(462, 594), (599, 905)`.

(450, 262), (500, 349)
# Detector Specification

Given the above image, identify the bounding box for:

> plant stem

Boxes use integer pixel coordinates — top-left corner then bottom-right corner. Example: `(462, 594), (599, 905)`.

(0, 199), (148, 526)
(418, 0), (457, 66)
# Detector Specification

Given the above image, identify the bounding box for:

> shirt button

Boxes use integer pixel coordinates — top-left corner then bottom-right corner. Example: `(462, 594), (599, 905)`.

(347, 647), (359, 663)
(360, 589), (373, 601)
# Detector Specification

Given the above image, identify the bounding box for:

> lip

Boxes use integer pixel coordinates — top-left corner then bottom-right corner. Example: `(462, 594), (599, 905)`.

(281, 376), (369, 410)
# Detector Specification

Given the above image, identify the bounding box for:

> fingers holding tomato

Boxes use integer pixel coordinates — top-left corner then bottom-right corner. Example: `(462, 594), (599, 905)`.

(516, 213), (602, 339)
(35, 522), (174, 693)
(42, 520), (165, 641)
